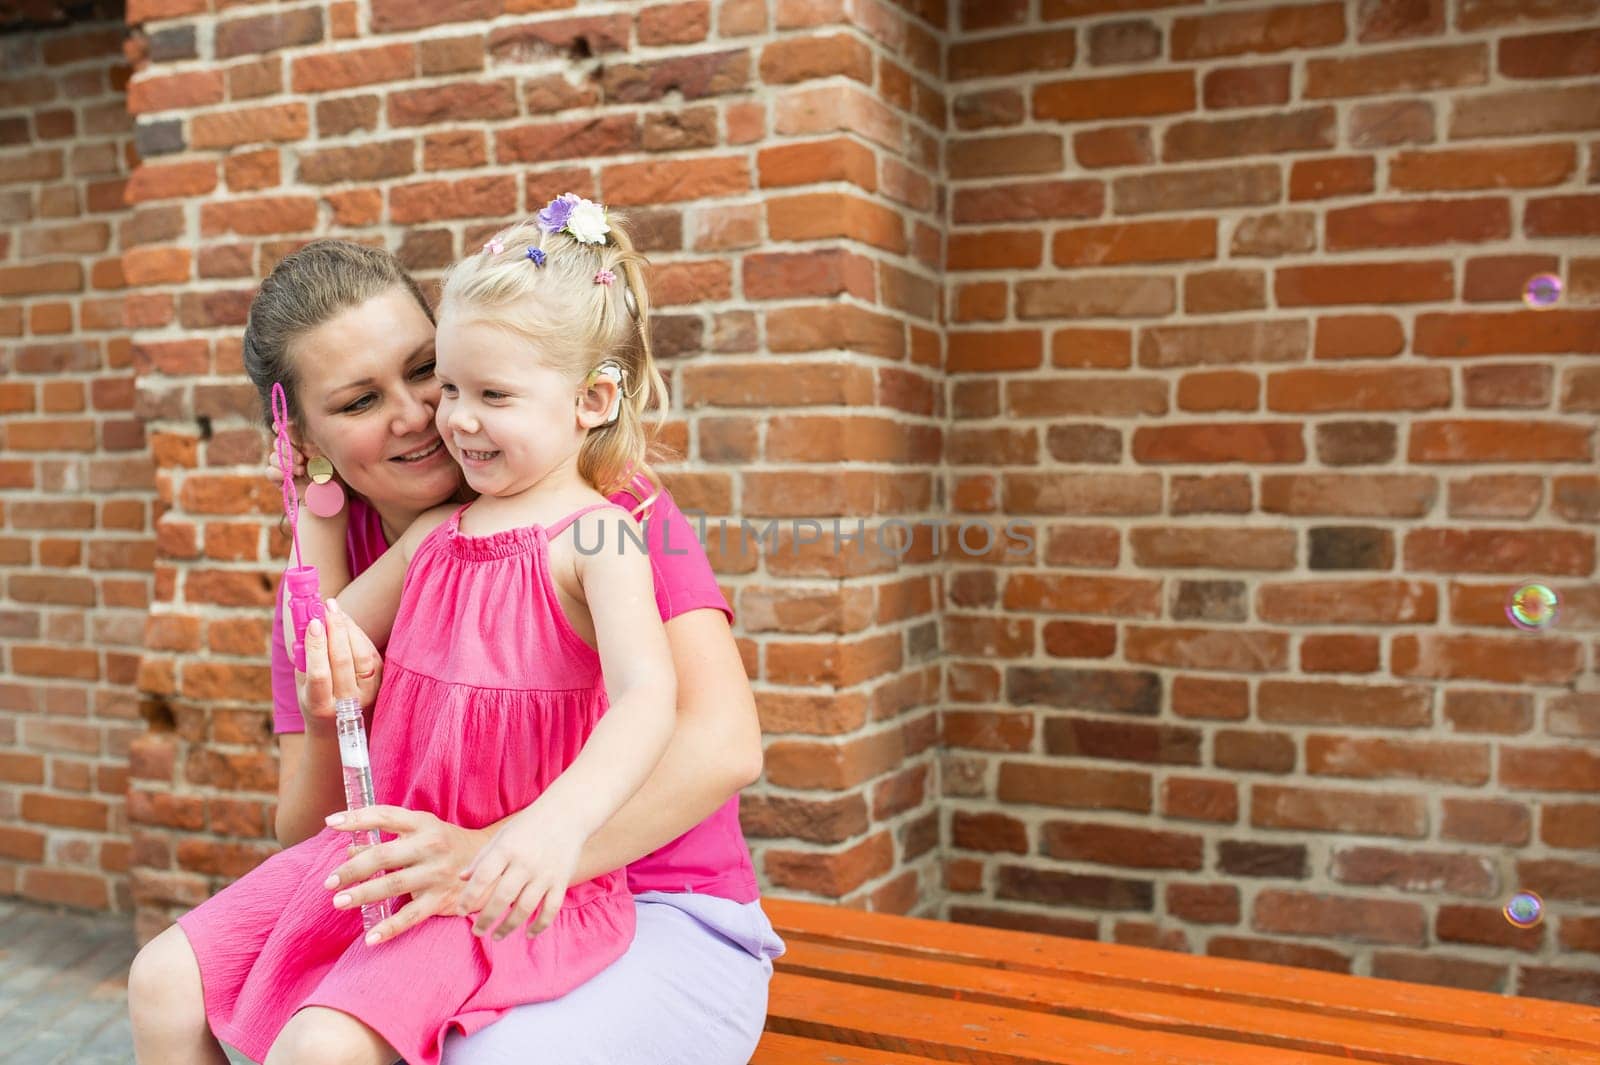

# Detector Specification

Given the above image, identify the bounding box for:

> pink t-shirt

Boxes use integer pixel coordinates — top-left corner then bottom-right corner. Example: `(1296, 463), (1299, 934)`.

(270, 484), (759, 903)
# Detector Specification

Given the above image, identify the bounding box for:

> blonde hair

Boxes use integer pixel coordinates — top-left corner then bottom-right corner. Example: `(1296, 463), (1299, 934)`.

(437, 209), (670, 513)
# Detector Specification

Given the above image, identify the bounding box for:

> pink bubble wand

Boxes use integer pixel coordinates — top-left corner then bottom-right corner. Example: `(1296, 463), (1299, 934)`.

(272, 383), (393, 935)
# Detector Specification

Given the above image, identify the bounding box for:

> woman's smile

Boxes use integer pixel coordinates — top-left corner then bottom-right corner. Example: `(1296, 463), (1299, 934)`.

(390, 437), (446, 465)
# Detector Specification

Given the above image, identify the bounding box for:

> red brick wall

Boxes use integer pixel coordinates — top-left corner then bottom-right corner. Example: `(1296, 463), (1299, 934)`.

(2, 0), (1590, 1004)
(0, 16), (144, 911)
(941, 0), (1597, 1003)
(117, 0), (953, 942)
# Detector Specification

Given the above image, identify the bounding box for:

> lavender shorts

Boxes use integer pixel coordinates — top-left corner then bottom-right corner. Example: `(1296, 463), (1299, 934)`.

(439, 892), (786, 1065)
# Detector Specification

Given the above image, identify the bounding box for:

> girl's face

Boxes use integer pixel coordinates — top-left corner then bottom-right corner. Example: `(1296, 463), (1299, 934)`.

(434, 315), (602, 500)
(293, 287), (461, 521)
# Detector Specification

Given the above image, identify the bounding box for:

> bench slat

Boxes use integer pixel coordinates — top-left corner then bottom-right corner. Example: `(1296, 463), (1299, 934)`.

(764, 900), (1600, 1052)
(751, 1031), (942, 1064)
(769, 972), (1367, 1065)
(777, 938), (1600, 1065)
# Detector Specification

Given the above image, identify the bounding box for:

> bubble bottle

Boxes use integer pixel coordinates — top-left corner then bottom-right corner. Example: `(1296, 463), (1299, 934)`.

(271, 383), (393, 933)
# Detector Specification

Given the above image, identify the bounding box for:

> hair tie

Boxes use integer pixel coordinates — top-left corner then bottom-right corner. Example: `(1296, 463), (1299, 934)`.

(594, 269), (616, 286)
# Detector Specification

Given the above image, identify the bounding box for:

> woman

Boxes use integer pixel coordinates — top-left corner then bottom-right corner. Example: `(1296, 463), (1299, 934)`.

(129, 240), (782, 1065)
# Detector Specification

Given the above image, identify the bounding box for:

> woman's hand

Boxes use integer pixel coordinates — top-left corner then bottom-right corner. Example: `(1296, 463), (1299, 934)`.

(266, 428), (308, 484)
(296, 599), (382, 733)
(457, 802), (588, 941)
(323, 806), (489, 945)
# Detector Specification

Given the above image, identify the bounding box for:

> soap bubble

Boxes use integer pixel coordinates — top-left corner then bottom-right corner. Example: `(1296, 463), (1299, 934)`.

(1503, 891), (1543, 929)
(1523, 274), (1562, 309)
(1506, 583), (1559, 632)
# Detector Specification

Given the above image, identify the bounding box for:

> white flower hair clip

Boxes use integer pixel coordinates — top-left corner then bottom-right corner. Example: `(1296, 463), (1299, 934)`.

(537, 193), (611, 245)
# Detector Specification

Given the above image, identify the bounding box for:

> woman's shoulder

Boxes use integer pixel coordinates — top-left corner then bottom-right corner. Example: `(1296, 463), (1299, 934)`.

(607, 474), (677, 521)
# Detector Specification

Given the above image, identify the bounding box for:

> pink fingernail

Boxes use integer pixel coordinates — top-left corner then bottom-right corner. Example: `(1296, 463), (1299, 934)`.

(334, 893), (352, 908)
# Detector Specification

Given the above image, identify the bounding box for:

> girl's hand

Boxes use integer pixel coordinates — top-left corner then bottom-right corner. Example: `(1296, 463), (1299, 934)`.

(458, 803), (587, 941)
(323, 806), (488, 945)
(296, 599), (382, 733)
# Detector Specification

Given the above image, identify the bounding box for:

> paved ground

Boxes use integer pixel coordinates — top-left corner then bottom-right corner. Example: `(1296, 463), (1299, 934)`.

(0, 898), (253, 1065)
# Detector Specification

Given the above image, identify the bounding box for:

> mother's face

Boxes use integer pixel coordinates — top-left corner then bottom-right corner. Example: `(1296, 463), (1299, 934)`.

(292, 287), (461, 518)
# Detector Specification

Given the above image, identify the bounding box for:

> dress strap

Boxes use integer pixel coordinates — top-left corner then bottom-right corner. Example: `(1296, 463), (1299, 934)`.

(545, 502), (628, 541)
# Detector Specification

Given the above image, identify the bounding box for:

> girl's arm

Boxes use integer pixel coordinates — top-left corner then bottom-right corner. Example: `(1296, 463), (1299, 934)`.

(535, 512), (678, 834)
(570, 606), (761, 884)
(274, 504), (454, 845)
(459, 511), (676, 937)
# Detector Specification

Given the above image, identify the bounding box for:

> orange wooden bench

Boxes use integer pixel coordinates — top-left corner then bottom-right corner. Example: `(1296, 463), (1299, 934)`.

(750, 900), (1600, 1065)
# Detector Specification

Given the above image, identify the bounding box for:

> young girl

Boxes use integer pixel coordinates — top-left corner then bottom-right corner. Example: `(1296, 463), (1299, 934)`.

(129, 198), (682, 1065)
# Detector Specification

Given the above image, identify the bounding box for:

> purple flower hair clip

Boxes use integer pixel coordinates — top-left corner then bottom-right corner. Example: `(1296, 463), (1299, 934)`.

(594, 269), (616, 286)
(539, 192), (611, 245)
(526, 247), (546, 267)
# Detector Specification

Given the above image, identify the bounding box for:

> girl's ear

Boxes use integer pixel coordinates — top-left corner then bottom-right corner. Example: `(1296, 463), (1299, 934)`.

(575, 376), (620, 430)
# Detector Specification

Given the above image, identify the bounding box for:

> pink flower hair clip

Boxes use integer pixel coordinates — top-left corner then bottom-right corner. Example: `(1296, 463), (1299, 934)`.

(483, 239), (505, 256)
(594, 269), (616, 286)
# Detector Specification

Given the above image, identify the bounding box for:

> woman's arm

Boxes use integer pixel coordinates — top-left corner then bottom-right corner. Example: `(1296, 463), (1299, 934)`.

(571, 607), (762, 883)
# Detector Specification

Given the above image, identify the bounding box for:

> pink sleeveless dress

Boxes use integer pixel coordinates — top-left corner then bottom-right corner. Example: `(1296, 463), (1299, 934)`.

(178, 501), (636, 1065)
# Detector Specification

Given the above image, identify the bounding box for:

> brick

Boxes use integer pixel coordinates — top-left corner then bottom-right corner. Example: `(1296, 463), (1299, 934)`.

(1393, 633), (1582, 685)
(758, 136), (877, 191)
(1017, 275), (1174, 319)
(1301, 634), (1380, 674)
(1408, 419), (1591, 463)
(1527, 194), (1600, 237)
(291, 44), (415, 93)
(1231, 211), (1316, 257)
(953, 88), (1024, 130)
(1256, 890), (1426, 947)
(1308, 737), (1490, 786)
(953, 180), (1104, 224)
(1277, 261), (1454, 306)
(390, 80), (517, 128)
(1258, 580), (1436, 625)
(951, 29), (1076, 80)
(1043, 822), (1203, 870)
(371, 0), (503, 32)
(1053, 219), (1214, 267)
(1125, 626), (1288, 673)
(1259, 679), (1431, 728)
(1073, 125), (1154, 168)
(215, 8), (324, 58)
(1290, 156), (1375, 200)
(1044, 716), (1202, 767)
(1306, 44), (1487, 98)
(389, 175), (516, 224)
(1006, 667), (1161, 716)
(640, 1), (710, 44)
(602, 156), (750, 204)
(1132, 423), (1305, 464)
(1326, 198), (1510, 250)
(200, 196), (316, 237)
(1203, 63), (1291, 109)
(1114, 164), (1280, 214)
(1500, 27), (1600, 78)
(1166, 107), (1335, 162)
(1392, 143), (1575, 191)
(998, 763), (1151, 812)
(1088, 18), (1162, 65)
(1348, 99), (1436, 149)
(1416, 309), (1600, 356)
(1266, 368), (1450, 412)
(1034, 71), (1195, 121)
(126, 69), (223, 114)
(1131, 527), (1296, 570)
(1444, 689), (1534, 735)
(298, 141), (414, 184)
(760, 33), (871, 84)
(1252, 784), (1426, 839)
(1162, 777), (1238, 823)
(1450, 84), (1600, 140)
(949, 133), (1063, 179)
(1172, 3), (1344, 59)
(606, 51), (751, 104)
(191, 103), (308, 149)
